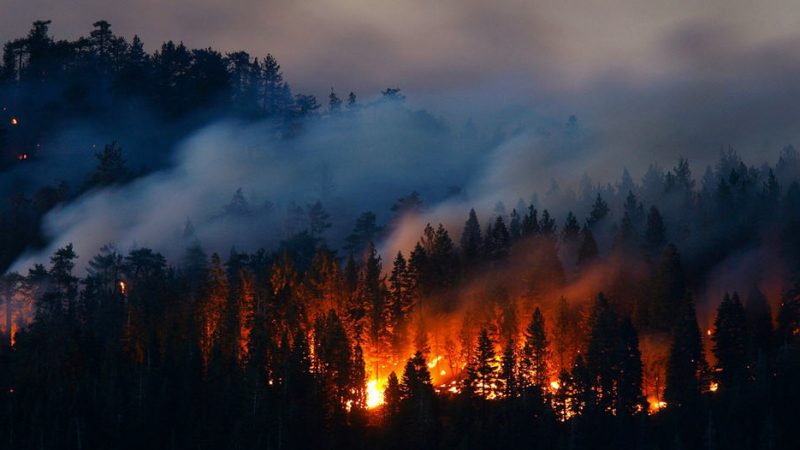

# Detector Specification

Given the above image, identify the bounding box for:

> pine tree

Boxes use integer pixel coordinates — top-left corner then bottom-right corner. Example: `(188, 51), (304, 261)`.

(623, 191), (644, 227)
(587, 194), (609, 227)
(85, 141), (130, 189)
(509, 209), (522, 240)
(328, 88), (342, 112)
(351, 342), (368, 412)
(306, 200), (331, 238)
(384, 371), (402, 419)
(562, 212), (581, 244)
(613, 211), (637, 250)
(361, 243), (389, 361)
(500, 339), (518, 399)
(467, 329), (500, 398)
(388, 252), (414, 353)
(460, 208), (483, 265)
(521, 307), (549, 388)
(521, 205), (540, 237)
(615, 317), (644, 415)
(344, 211), (380, 255)
(484, 216), (510, 260)
(712, 292), (748, 387)
(645, 206), (666, 252)
(399, 351), (437, 447)
(664, 293), (706, 408)
(585, 293), (618, 412)
(539, 209), (557, 237)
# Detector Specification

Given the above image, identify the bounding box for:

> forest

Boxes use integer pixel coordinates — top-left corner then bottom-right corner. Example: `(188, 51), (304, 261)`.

(1, 20), (800, 450)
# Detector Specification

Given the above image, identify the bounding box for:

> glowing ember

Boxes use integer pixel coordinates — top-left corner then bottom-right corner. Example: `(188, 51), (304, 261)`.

(439, 369), (446, 376)
(10, 117), (18, 126)
(366, 379), (384, 409)
(709, 382), (719, 392)
(707, 329), (712, 336)
(550, 380), (560, 391)
(119, 281), (127, 295)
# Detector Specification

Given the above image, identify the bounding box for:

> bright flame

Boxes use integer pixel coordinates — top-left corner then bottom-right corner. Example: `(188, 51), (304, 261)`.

(707, 329), (712, 336)
(10, 323), (17, 347)
(648, 399), (667, 413)
(427, 355), (443, 369)
(366, 379), (384, 409)
(10, 117), (17, 126)
(119, 281), (127, 295)
(550, 380), (560, 391)
(709, 382), (719, 392)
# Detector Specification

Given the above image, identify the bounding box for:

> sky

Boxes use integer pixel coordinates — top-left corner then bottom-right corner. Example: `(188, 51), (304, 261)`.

(3, 0), (800, 174)
(1, 0), (798, 96)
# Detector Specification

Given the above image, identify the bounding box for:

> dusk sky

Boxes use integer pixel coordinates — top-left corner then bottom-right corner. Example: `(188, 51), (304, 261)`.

(2, 0), (799, 96)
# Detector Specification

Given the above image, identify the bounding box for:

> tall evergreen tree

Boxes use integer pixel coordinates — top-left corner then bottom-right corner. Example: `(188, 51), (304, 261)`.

(712, 292), (749, 388)
(460, 208), (483, 266)
(664, 293), (706, 408)
(520, 307), (549, 389)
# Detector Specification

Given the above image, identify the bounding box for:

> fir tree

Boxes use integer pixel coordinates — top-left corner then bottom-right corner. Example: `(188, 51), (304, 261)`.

(521, 307), (549, 388)
(712, 292), (748, 387)
(460, 208), (483, 265)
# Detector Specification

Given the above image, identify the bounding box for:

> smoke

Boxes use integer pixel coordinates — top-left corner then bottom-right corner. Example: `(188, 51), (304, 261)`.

(8, 101), (491, 272)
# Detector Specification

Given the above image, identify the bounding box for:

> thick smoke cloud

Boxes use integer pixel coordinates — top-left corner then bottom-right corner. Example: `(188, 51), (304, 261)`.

(8, 103), (488, 271)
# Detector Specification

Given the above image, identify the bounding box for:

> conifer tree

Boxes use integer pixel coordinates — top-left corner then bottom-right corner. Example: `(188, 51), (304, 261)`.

(645, 206), (666, 251)
(665, 293), (706, 408)
(712, 292), (748, 387)
(616, 317), (644, 415)
(460, 208), (483, 265)
(521, 307), (549, 388)
(587, 193), (609, 227)
(467, 329), (500, 398)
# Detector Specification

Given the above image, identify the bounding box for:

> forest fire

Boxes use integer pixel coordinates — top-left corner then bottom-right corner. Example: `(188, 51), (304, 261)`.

(648, 398), (667, 413)
(366, 379), (384, 409)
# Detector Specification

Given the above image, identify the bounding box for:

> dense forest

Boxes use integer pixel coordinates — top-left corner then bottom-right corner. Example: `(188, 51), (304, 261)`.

(2, 20), (800, 450)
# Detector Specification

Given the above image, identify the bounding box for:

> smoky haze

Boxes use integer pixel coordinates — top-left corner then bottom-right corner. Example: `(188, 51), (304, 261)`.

(4, 1), (800, 286)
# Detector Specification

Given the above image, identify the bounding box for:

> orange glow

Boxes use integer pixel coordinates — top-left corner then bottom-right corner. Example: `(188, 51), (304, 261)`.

(550, 380), (560, 390)
(648, 398), (667, 413)
(118, 281), (127, 295)
(709, 382), (719, 392)
(707, 329), (712, 336)
(427, 355), (443, 369)
(366, 379), (384, 409)
(10, 117), (18, 126)
(10, 323), (17, 347)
